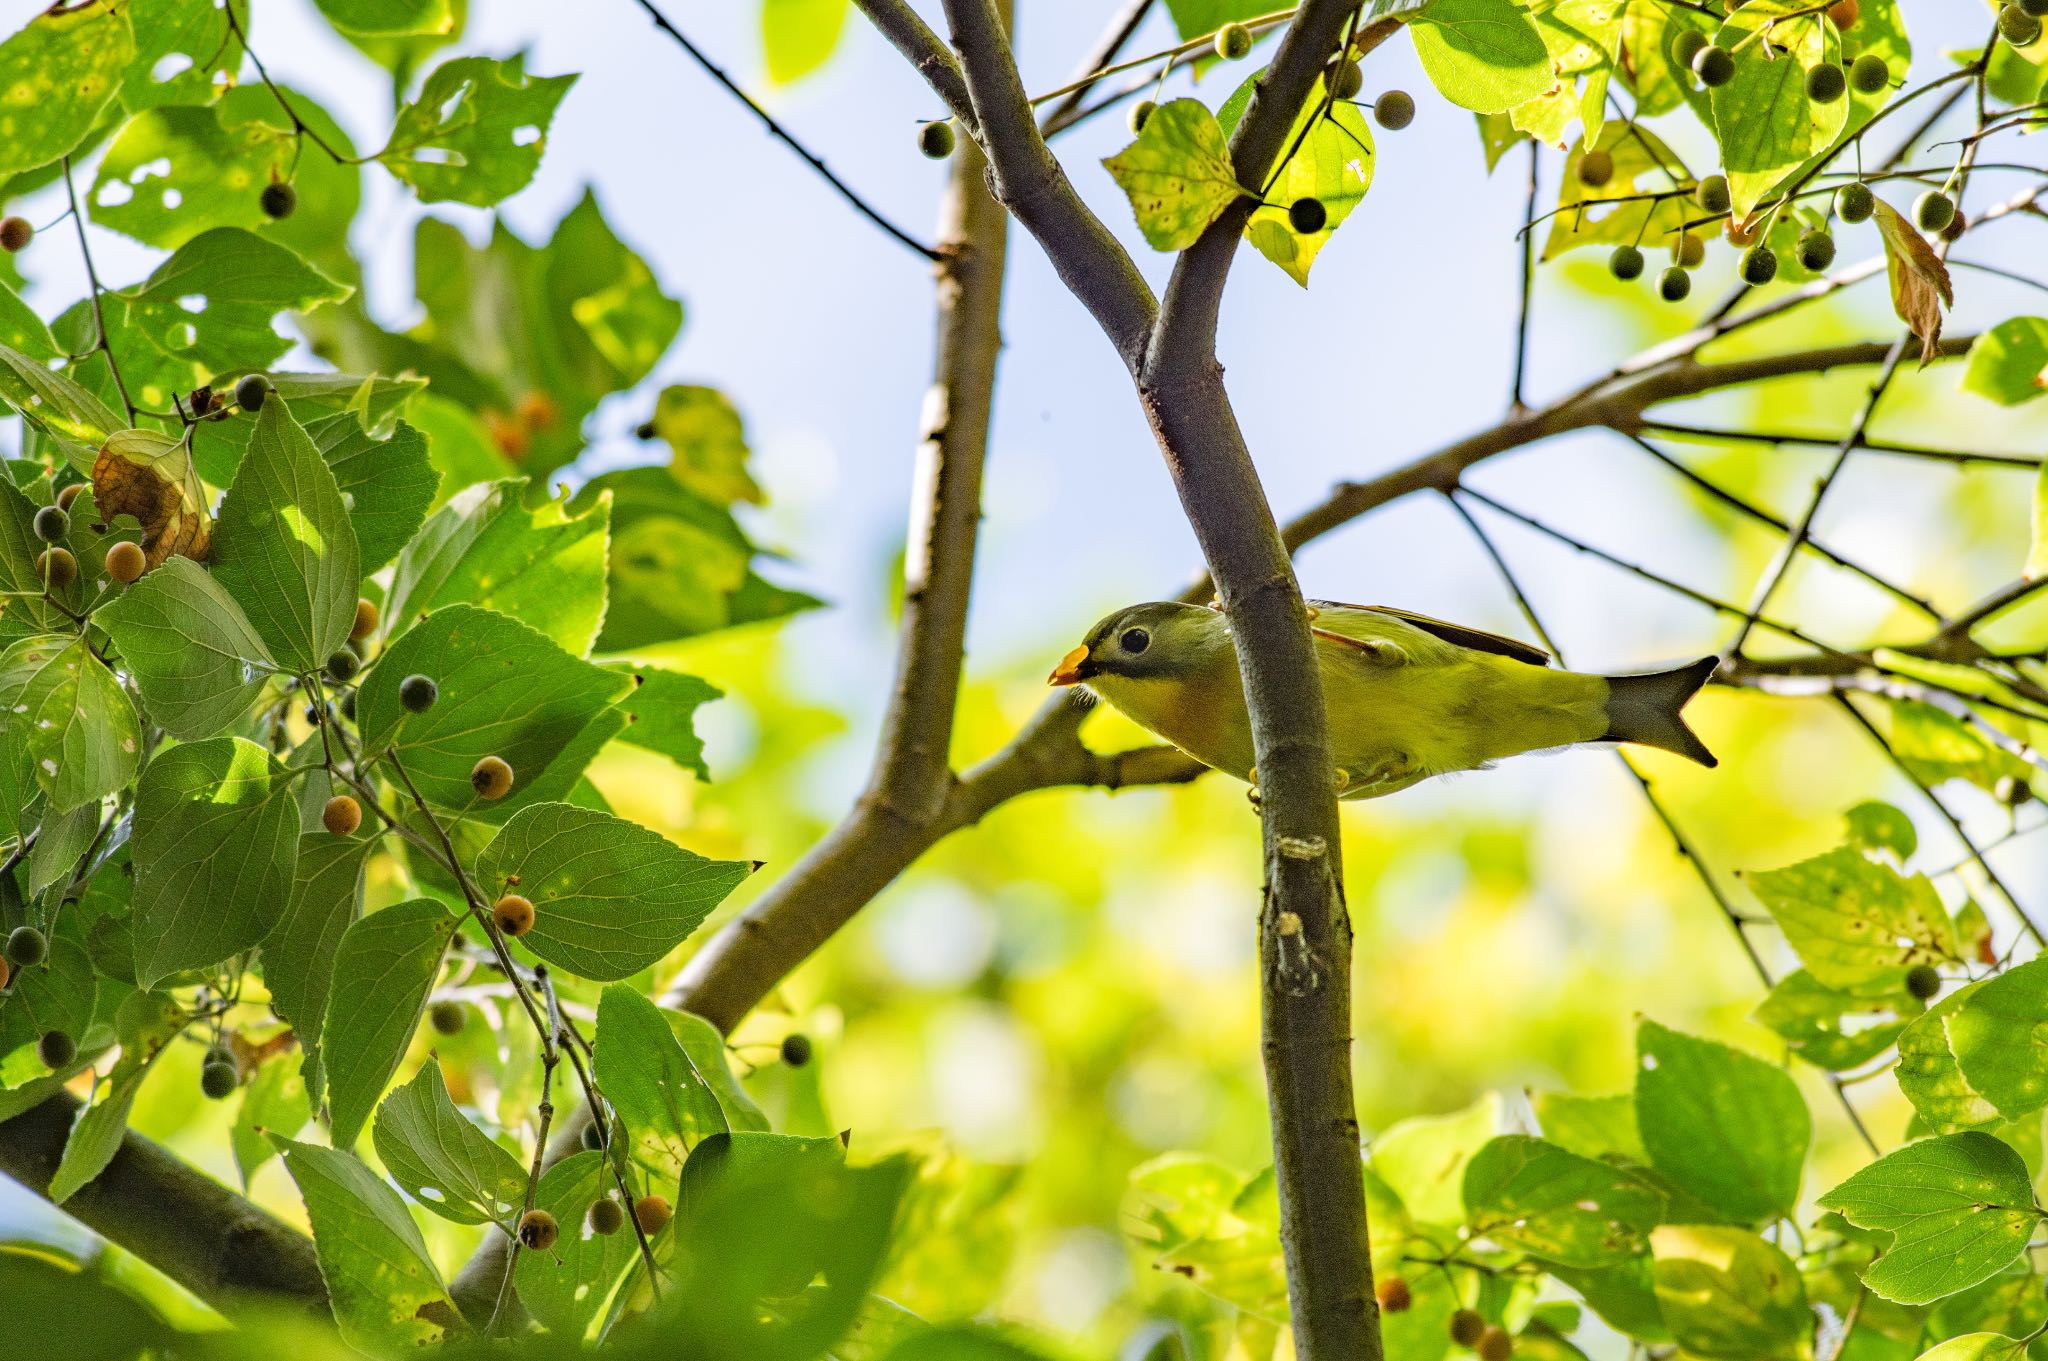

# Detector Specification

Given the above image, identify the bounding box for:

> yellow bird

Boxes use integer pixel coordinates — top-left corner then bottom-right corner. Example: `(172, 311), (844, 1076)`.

(1048, 600), (1717, 799)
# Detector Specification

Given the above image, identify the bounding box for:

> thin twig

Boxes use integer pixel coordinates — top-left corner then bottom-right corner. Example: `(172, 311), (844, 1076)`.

(61, 157), (136, 424)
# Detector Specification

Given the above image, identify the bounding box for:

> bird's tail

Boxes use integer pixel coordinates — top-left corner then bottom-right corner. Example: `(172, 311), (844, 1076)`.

(1602, 657), (1719, 768)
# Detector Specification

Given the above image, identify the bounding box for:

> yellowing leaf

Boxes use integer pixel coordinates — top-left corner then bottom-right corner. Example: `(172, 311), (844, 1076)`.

(1542, 119), (1690, 260)
(1103, 99), (1247, 252)
(91, 428), (211, 566)
(1871, 197), (1952, 367)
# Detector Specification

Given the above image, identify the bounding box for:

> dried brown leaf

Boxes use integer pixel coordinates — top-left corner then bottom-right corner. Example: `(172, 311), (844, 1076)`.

(1871, 197), (1954, 367)
(92, 429), (211, 566)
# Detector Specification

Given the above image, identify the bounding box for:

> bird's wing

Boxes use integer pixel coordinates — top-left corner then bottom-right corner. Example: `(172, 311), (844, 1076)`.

(1306, 600), (1551, 667)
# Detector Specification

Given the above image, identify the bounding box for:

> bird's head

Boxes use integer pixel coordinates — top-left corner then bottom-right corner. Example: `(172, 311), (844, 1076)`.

(1048, 601), (1229, 688)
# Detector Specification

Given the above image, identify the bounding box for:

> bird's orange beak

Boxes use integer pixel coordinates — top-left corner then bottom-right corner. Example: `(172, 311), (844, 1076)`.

(1048, 644), (1090, 686)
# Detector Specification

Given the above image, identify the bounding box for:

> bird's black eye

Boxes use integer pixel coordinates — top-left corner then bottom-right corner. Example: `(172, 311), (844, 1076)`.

(1120, 627), (1150, 655)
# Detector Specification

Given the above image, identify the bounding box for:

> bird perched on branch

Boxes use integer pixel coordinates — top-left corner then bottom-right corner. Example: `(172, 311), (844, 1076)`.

(1048, 600), (1717, 800)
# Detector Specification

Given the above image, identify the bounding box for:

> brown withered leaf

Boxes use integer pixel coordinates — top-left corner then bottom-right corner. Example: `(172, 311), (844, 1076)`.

(1871, 197), (1954, 367)
(92, 429), (211, 566)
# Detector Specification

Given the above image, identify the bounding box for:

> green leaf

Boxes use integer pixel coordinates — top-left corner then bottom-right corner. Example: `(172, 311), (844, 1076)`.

(1708, 0), (1845, 217)
(670, 1008), (770, 1132)
(0, 281), (55, 361)
(373, 1057), (527, 1226)
(1616, 5), (1716, 118)
(262, 834), (372, 1107)
(192, 370), (425, 486)
(513, 1150), (638, 1338)
(1887, 698), (2026, 793)
(321, 899), (456, 1150)
(131, 736), (301, 988)
(381, 54), (575, 206)
(1748, 844), (1956, 993)
(1649, 1224), (1809, 1360)
(232, 1053), (310, 1186)
(643, 385), (763, 507)
(309, 414), (435, 576)
(1161, 0), (1275, 39)
(385, 479), (609, 655)
(2033, 461), (2048, 580)
(0, 635), (139, 813)
(609, 664), (720, 781)
(763, 0), (849, 83)
(1945, 958), (2048, 1121)
(0, 0), (133, 175)
(89, 101), (294, 248)
(98, 558), (275, 740)
(1217, 72), (1374, 285)
(1407, 0), (1553, 115)
(593, 983), (728, 1166)
(1461, 1134), (1662, 1267)
(477, 802), (748, 981)
(1102, 98), (1247, 252)
(0, 482), (74, 644)
(1964, 318), (2048, 406)
(272, 1136), (461, 1352)
(0, 934), (96, 1087)
(1370, 1091), (1501, 1225)
(1531, 1090), (1645, 1163)
(1897, 980), (2002, 1135)
(1916, 1337), (2031, 1361)
(1752, 969), (1912, 1071)
(1820, 1132), (2041, 1305)
(1541, 118), (1690, 260)
(1635, 1019), (1808, 1225)
(27, 801), (99, 899)
(48, 994), (182, 1203)
(1510, 0), (1625, 148)
(311, 0), (454, 35)
(121, 0), (245, 111)
(356, 604), (631, 816)
(0, 344), (122, 476)
(1845, 800), (1917, 859)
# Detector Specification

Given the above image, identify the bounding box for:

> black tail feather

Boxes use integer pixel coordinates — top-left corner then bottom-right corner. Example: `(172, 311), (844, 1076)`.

(1602, 656), (1719, 768)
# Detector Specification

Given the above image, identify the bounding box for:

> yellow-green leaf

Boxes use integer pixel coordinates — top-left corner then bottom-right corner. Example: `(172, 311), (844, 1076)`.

(1103, 99), (1247, 252)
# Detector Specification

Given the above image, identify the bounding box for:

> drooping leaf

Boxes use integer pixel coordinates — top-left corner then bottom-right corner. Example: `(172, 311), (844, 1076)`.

(643, 386), (763, 507)
(1963, 318), (2048, 406)
(1102, 99), (1247, 252)
(0, 281), (54, 361)
(1707, 0), (1845, 216)
(90, 428), (211, 568)
(1872, 197), (1953, 366)
(381, 54), (575, 206)
(321, 899), (456, 1150)
(0, 635), (139, 814)
(0, 0), (133, 176)
(1634, 1019), (1808, 1225)
(1819, 1132), (2041, 1305)
(231, 1051), (310, 1186)
(1461, 1134), (1663, 1267)
(1649, 1225), (1809, 1359)
(98, 558), (274, 739)
(262, 834), (372, 1106)
(1747, 844), (1956, 993)
(1407, 0), (1553, 115)
(372, 1057), (528, 1226)
(0, 344), (122, 474)
(130, 737), (301, 988)
(1216, 72), (1374, 285)
(48, 992), (183, 1203)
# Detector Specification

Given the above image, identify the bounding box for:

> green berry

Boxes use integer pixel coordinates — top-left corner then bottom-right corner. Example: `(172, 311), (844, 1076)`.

(1215, 22), (1252, 60)
(1127, 99), (1156, 134)
(588, 1198), (625, 1236)
(1608, 244), (1645, 280)
(234, 374), (270, 412)
(1328, 60), (1363, 101)
(201, 1060), (239, 1099)
(428, 1001), (465, 1036)
(1797, 229), (1837, 271)
(1672, 29), (1708, 70)
(32, 505), (67, 542)
(1739, 245), (1779, 285)
(2000, 3), (2042, 45)
(1577, 148), (1614, 189)
(1913, 190), (1955, 234)
(260, 182), (297, 220)
(324, 650), (358, 683)
(1805, 62), (1845, 103)
(1658, 265), (1694, 301)
(1693, 44), (1735, 87)
(38, 1030), (75, 1069)
(1906, 964), (1942, 1000)
(1372, 89), (1415, 131)
(917, 121), (954, 159)
(1835, 181), (1875, 222)
(1695, 174), (1731, 215)
(2021, 0), (2048, 17)
(6, 925), (47, 967)
(1849, 53), (1889, 94)
(399, 674), (439, 713)
(781, 1033), (813, 1067)
(1287, 197), (1327, 234)
(1449, 1310), (1487, 1348)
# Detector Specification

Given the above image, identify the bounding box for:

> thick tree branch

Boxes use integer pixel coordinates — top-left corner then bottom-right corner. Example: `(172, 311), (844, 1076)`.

(0, 1090), (326, 1314)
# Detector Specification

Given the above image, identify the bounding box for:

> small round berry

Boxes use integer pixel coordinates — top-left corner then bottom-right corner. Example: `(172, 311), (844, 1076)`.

(493, 893), (535, 937)
(201, 1059), (239, 1099)
(1372, 89), (1415, 130)
(35, 547), (75, 589)
(38, 1030), (76, 1069)
(471, 755), (514, 800)
(1739, 245), (1779, 285)
(428, 1000), (466, 1035)
(1127, 99), (1156, 134)
(1695, 174), (1731, 215)
(1215, 22), (1252, 60)
(588, 1197), (625, 1235)
(1375, 1275), (1412, 1314)
(917, 120), (954, 159)
(6, 925), (48, 967)
(105, 540), (147, 584)
(260, 182), (297, 220)
(1449, 1310), (1486, 1348)
(304, 702), (330, 726)
(1849, 53), (1889, 94)
(1608, 244), (1645, 280)
(1836, 181), (1875, 222)
(781, 1033), (813, 1067)
(1287, 197), (1327, 234)
(399, 674), (439, 713)
(1692, 43), (1735, 87)
(322, 794), (362, 837)
(1797, 229), (1837, 271)
(2021, 0), (2048, 16)
(2000, 3), (2042, 46)
(1672, 29), (1708, 70)
(350, 598), (379, 642)
(234, 374), (271, 412)
(1676, 232), (1705, 268)
(580, 1120), (605, 1151)
(339, 688), (357, 722)
(1476, 1325), (1514, 1361)
(1913, 189), (1955, 234)
(0, 215), (32, 252)
(1577, 148), (1614, 189)
(1906, 963), (1942, 1000)
(55, 482), (86, 512)
(517, 1208), (558, 1251)
(1805, 62), (1846, 103)
(1659, 265), (1694, 301)
(1327, 59), (1363, 101)
(32, 505), (67, 543)
(633, 1194), (672, 1235)
(1941, 208), (1968, 242)
(324, 649), (358, 683)
(1827, 0), (1859, 27)
(634, 420), (657, 441)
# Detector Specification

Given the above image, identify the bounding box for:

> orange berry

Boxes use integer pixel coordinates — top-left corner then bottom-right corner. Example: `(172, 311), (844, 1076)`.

(1376, 1275), (1412, 1313)
(633, 1194), (671, 1235)
(350, 598), (379, 642)
(105, 541), (146, 584)
(1476, 1325), (1513, 1361)
(322, 794), (362, 836)
(471, 756), (514, 800)
(515, 390), (559, 431)
(516, 1208), (557, 1251)
(493, 893), (535, 937)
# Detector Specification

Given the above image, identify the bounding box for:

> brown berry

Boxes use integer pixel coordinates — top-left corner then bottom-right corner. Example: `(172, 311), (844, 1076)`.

(35, 547), (76, 589)
(588, 1197), (625, 1236)
(350, 598), (379, 642)
(1827, 0), (1858, 27)
(428, 1000), (466, 1035)
(259, 182), (297, 219)
(105, 540), (146, 584)
(1476, 1325), (1513, 1361)
(514, 391), (558, 431)
(633, 1194), (672, 1235)
(1723, 215), (1761, 247)
(0, 956), (11, 990)
(517, 1208), (558, 1251)
(1376, 1275), (1412, 1313)
(493, 893), (535, 937)
(471, 756), (514, 800)
(55, 482), (85, 511)
(0, 215), (31, 252)
(1449, 1310), (1486, 1347)
(1677, 232), (1705, 267)
(322, 794), (362, 836)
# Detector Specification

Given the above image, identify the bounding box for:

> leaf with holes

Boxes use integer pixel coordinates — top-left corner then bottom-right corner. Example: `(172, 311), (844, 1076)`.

(607, 664), (720, 781)
(1747, 845), (1956, 994)
(91, 428), (211, 567)
(1103, 99), (1247, 252)
(90, 100), (295, 249)
(1819, 1132), (2041, 1304)
(380, 54), (575, 206)
(373, 1057), (528, 1227)
(1462, 1134), (1663, 1267)
(0, 0), (132, 175)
